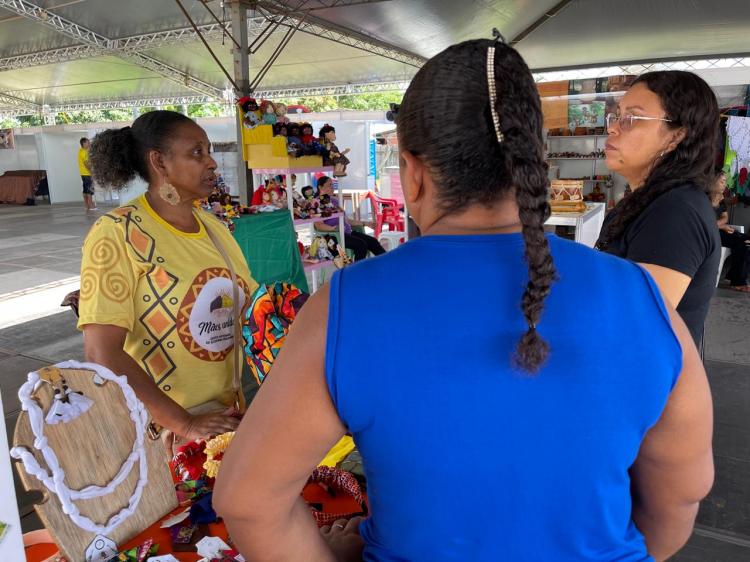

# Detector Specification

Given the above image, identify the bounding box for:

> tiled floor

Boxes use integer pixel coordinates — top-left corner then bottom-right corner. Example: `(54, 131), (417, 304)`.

(1, 201), (749, 560)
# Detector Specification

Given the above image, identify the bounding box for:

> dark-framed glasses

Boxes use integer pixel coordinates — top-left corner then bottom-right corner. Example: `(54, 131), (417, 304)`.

(606, 113), (673, 131)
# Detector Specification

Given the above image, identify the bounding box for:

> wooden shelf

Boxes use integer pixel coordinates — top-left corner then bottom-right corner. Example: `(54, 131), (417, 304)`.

(303, 260), (336, 272)
(294, 212), (343, 227)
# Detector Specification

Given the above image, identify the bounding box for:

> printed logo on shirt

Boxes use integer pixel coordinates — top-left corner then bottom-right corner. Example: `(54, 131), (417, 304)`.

(176, 267), (249, 361)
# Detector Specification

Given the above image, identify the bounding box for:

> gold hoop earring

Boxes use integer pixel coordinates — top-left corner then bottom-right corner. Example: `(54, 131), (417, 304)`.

(158, 182), (180, 205)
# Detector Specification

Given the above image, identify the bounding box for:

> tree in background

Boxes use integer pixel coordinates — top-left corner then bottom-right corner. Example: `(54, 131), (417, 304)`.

(274, 92), (403, 113)
(0, 92), (404, 128)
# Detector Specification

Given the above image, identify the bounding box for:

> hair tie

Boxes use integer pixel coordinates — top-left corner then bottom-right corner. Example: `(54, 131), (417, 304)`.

(486, 46), (504, 144)
(492, 27), (506, 44)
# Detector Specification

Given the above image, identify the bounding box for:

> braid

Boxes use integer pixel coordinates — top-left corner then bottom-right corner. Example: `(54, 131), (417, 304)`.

(492, 45), (557, 372)
(398, 39), (557, 373)
(514, 168), (556, 372)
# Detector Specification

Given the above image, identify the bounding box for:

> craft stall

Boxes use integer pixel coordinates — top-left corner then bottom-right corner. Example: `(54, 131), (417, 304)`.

(13, 295), (366, 562)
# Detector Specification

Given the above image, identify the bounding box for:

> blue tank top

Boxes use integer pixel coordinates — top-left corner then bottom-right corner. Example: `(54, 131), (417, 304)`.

(326, 233), (682, 562)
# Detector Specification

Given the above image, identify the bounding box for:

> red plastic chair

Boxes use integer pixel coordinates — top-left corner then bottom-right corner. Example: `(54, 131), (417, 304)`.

(364, 191), (404, 238)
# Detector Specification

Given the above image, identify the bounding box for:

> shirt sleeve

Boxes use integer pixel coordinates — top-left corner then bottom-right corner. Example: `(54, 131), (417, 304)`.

(625, 196), (711, 278)
(77, 219), (138, 331)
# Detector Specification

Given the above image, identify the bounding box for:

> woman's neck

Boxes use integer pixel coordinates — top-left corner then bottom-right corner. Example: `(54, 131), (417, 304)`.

(145, 189), (200, 233)
(422, 201), (523, 236)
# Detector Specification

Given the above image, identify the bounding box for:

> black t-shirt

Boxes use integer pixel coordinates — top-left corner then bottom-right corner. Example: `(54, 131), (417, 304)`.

(600, 184), (720, 345)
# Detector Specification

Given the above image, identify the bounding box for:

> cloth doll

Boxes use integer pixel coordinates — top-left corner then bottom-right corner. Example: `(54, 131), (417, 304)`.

(273, 123), (288, 137)
(239, 97), (262, 129)
(300, 123), (316, 145)
(319, 124), (351, 177)
(261, 100), (277, 125)
(275, 102), (290, 125)
(287, 124), (304, 157)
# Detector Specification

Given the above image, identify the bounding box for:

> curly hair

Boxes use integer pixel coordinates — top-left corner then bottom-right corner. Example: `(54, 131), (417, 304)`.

(596, 71), (719, 250)
(397, 39), (556, 373)
(87, 110), (195, 189)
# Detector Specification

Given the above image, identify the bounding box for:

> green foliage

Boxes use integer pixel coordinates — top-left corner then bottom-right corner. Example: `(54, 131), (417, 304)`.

(17, 115), (44, 127)
(0, 117), (20, 129)
(187, 103), (231, 118)
(0, 91), (404, 130)
(276, 91), (403, 113)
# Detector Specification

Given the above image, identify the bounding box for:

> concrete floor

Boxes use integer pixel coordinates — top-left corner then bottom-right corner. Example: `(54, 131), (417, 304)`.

(1, 201), (749, 560)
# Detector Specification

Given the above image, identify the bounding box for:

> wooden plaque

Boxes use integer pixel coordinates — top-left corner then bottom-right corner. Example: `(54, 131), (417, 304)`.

(13, 367), (178, 561)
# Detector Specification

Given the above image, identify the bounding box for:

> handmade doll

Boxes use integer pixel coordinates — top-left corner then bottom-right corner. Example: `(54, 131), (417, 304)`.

(319, 124), (351, 177)
(273, 123), (288, 137)
(275, 102), (290, 125)
(324, 234), (340, 255)
(239, 97), (262, 129)
(261, 100), (277, 125)
(301, 185), (320, 216)
(300, 123), (316, 145)
(319, 193), (336, 217)
(287, 124), (304, 157)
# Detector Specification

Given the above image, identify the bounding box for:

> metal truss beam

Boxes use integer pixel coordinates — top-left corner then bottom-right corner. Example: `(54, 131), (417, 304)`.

(532, 55), (750, 82)
(0, 79), (410, 117)
(255, 78), (410, 97)
(292, 0), (392, 9)
(0, 91), (39, 112)
(0, 0), (224, 97)
(254, 1), (426, 67)
(0, 19), (269, 72)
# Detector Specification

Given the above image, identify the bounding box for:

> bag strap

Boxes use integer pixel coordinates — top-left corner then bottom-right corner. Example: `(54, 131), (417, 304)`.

(198, 215), (242, 411)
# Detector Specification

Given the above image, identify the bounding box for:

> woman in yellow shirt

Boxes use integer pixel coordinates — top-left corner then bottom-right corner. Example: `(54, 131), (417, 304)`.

(79, 111), (258, 441)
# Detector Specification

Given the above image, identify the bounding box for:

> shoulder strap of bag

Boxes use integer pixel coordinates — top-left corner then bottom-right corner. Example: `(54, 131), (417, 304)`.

(198, 214), (242, 411)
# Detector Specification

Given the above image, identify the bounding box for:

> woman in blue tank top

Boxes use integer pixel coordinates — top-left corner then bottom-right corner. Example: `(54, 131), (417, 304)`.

(216, 35), (714, 562)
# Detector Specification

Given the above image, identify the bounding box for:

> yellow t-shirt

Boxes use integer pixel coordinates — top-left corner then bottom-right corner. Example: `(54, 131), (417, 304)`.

(78, 148), (90, 176)
(77, 194), (258, 410)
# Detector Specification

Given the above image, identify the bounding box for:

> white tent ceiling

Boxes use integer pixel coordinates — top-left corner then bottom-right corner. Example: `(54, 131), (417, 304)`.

(1, 0), (749, 115)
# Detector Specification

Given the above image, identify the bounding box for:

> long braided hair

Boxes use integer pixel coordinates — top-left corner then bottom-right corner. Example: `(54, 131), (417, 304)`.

(397, 38), (556, 373)
(596, 71), (719, 250)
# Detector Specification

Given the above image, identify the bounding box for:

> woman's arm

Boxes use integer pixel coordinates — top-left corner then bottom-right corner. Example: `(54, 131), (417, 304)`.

(638, 263), (691, 308)
(82, 324), (239, 440)
(313, 221), (338, 232)
(716, 211), (729, 228)
(630, 302), (713, 561)
(214, 284), (351, 561)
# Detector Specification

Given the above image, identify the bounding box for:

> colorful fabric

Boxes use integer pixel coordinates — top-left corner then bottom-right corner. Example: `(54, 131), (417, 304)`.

(77, 194), (258, 410)
(242, 282), (308, 384)
(307, 466), (368, 527)
(318, 435), (356, 468)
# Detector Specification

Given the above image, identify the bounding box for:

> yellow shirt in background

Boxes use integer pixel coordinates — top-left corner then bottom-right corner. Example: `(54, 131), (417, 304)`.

(78, 148), (90, 176)
(77, 194), (258, 410)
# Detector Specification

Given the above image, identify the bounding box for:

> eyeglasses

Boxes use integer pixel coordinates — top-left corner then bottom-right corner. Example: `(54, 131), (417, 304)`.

(606, 113), (673, 131)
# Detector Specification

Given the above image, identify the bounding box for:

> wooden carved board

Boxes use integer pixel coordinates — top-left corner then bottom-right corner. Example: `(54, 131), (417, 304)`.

(13, 367), (178, 561)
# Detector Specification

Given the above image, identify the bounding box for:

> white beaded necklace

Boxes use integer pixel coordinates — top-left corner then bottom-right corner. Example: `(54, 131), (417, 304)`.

(10, 360), (148, 536)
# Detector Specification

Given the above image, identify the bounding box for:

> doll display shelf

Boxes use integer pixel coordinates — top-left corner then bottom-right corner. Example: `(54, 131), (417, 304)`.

(242, 123), (324, 170)
(250, 166), (347, 293)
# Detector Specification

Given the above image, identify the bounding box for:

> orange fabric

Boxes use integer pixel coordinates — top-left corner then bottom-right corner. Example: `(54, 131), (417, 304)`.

(24, 542), (60, 562)
(25, 472), (365, 561)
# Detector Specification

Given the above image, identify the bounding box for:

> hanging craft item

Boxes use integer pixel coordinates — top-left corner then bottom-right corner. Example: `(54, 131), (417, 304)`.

(725, 116), (750, 195)
(11, 361), (177, 562)
(242, 283), (309, 385)
(39, 366), (93, 424)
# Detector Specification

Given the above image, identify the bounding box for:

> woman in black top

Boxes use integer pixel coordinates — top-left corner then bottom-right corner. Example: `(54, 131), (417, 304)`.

(597, 71), (720, 346)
